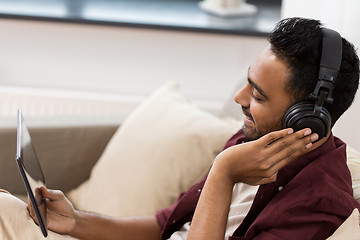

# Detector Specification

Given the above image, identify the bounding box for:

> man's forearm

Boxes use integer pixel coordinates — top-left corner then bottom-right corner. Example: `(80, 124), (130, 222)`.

(70, 211), (161, 240)
(187, 163), (234, 240)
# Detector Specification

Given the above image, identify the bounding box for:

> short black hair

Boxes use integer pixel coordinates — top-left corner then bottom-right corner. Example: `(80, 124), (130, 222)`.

(268, 17), (359, 127)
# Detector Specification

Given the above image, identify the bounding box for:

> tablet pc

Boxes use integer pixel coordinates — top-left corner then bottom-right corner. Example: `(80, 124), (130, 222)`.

(16, 109), (48, 237)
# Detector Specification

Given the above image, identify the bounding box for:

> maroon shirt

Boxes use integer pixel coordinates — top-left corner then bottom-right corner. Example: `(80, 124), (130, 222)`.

(156, 130), (360, 239)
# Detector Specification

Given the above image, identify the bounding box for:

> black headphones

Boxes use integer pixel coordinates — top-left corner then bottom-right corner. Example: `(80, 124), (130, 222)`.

(282, 28), (343, 139)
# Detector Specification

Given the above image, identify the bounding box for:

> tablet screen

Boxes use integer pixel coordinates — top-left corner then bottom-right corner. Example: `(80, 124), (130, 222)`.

(16, 109), (48, 237)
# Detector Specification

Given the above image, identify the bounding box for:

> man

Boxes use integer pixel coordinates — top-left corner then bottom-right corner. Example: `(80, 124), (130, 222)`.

(4, 17), (360, 239)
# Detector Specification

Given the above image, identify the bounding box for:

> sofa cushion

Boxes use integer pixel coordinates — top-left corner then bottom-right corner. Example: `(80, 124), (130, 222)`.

(347, 145), (360, 202)
(326, 208), (360, 240)
(67, 82), (240, 216)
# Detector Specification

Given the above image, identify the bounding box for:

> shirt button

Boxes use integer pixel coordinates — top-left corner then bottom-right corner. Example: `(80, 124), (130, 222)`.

(197, 188), (202, 193)
(172, 220), (176, 224)
(278, 186), (283, 191)
(260, 194), (264, 199)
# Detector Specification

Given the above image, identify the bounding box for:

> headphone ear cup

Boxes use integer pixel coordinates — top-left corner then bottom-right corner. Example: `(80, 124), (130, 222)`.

(283, 102), (331, 139)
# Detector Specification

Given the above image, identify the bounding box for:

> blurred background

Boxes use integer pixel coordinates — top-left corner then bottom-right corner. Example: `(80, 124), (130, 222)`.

(0, 0), (359, 149)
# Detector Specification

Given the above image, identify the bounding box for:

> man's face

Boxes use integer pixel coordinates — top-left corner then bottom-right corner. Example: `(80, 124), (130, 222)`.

(234, 46), (294, 140)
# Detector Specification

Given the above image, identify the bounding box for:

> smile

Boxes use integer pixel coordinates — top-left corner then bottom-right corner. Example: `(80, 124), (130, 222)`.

(243, 115), (254, 125)
(242, 109), (254, 125)
(242, 107), (254, 123)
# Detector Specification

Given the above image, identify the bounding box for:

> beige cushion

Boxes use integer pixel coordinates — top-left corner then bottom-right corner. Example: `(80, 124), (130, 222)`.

(326, 208), (360, 240)
(67, 82), (240, 217)
(347, 145), (360, 202)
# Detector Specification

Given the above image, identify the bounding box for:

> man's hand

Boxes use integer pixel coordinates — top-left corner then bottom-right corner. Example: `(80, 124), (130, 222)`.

(212, 128), (318, 185)
(27, 187), (162, 240)
(27, 186), (76, 235)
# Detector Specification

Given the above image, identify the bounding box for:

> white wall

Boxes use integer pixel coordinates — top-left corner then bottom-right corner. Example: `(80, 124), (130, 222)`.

(0, 18), (267, 114)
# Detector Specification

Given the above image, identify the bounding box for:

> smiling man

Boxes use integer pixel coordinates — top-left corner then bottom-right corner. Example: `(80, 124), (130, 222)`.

(238, 46), (293, 141)
(1, 17), (360, 240)
(186, 18), (360, 240)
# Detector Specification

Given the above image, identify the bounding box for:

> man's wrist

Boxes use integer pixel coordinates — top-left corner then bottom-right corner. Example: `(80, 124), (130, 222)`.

(67, 210), (86, 238)
(211, 155), (236, 187)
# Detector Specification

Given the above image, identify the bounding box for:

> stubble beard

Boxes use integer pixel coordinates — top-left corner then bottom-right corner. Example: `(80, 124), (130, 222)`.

(242, 120), (283, 141)
(242, 124), (262, 141)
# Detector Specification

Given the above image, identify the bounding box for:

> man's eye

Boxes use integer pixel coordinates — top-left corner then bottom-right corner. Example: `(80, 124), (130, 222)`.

(252, 93), (263, 102)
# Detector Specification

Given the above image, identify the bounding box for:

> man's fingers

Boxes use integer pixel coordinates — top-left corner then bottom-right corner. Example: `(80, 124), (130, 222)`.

(27, 200), (40, 225)
(265, 128), (314, 154)
(40, 187), (65, 201)
(265, 132), (319, 174)
(260, 128), (294, 147)
(272, 131), (318, 161)
(253, 128), (318, 178)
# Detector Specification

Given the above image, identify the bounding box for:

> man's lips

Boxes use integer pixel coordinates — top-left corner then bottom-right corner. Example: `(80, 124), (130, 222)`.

(242, 107), (254, 123)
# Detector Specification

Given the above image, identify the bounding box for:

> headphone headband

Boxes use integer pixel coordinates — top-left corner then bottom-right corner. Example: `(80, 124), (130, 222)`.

(310, 28), (343, 105)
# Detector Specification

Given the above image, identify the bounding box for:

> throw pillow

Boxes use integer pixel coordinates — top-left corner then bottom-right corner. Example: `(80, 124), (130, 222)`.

(67, 82), (240, 217)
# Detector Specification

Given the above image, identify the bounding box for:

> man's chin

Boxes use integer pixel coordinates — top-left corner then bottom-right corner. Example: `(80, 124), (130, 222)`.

(242, 125), (260, 141)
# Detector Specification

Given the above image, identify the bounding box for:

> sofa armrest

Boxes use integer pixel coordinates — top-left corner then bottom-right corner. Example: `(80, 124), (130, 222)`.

(0, 125), (118, 195)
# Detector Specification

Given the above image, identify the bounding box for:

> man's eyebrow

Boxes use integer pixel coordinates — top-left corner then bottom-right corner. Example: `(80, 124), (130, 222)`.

(247, 77), (270, 101)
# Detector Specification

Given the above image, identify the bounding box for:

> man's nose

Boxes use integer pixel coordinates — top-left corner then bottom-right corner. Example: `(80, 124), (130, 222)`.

(234, 83), (251, 107)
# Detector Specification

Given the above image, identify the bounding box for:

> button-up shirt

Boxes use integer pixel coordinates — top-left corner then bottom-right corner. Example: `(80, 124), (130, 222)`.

(156, 130), (360, 239)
